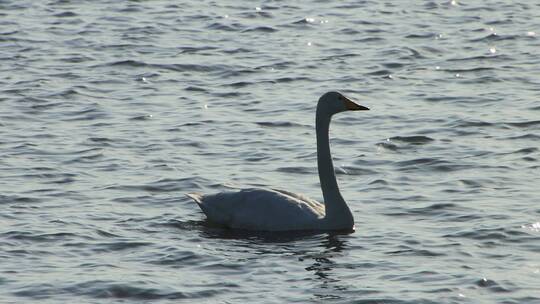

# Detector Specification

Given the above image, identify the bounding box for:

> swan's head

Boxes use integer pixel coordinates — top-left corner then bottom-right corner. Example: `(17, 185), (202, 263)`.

(318, 91), (369, 116)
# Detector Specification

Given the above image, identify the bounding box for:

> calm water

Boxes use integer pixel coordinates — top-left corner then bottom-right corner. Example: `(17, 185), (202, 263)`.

(1, 1), (539, 303)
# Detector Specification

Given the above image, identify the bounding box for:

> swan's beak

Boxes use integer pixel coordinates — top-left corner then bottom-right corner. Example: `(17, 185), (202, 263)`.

(344, 97), (369, 111)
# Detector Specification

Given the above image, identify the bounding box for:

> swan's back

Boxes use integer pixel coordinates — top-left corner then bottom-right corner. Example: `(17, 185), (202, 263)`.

(187, 188), (325, 231)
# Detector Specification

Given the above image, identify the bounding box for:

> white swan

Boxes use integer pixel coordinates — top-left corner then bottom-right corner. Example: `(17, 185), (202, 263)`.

(186, 91), (369, 231)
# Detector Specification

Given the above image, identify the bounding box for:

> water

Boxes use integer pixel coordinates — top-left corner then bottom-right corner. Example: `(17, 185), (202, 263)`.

(1, 1), (539, 303)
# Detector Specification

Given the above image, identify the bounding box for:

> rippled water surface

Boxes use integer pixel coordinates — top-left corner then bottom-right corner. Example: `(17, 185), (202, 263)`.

(1, 1), (540, 303)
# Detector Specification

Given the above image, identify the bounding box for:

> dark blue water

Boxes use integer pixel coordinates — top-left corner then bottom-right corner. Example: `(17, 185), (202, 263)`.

(1, 1), (539, 303)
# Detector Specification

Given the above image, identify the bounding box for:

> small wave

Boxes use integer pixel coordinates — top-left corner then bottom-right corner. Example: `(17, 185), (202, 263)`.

(129, 114), (154, 121)
(242, 26), (277, 33)
(212, 91), (246, 98)
(91, 241), (151, 253)
(382, 62), (405, 69)
(275, 76), (310, 83)
(450, 119), (495, 128)
(506, 120), (540, 128)
(353, 19), (391, 26)
(292, 18), (315, 25)
(95, 229), (120, 238)
(474, 277), (513, 293)
(405, 33), (436, 39)
(107, 177), (210, 193)
(424, 95), (466, 103)
(184, 86), (207, 92)
(386, 246), (446, 257)
(108, 59), (147, 68)
(368, 179), (388, 185)
(41, 175), (77, 185)
(277, 166), (314, 174)
(0, 30), (18, 36)
(410, 203), (459, 214)
(389, 136), (434, 145)
(63, 106), (108, 122)
(13, 280), (217, 300)
(322, 53), (358, 61)
(464, 75), (504, 84)
(239, 10), (273, 18)
(475, 277), (497, 288)
(509, 147), (538, 154)
(0, 35), (45, 43)
(85, 137), (113, 147)
(0, 194), (41, 204)
(221, 47), (252, 54)
(376, 142), (399, 151)
(335, 166), (377, 176)
(3, 231), (80, 242)
(442, 67), (495, 73)
(403, 47), (425, 59)
(448, 54), (509, 62)
(28, 101), (64, 111)
(107, 60), (232, 73)
(156, 219), (205, 230)
(215, 68), (258, 78)
(226, 81), (253, 88)
(206, 22), (243, 32)
(54, 11), (77, 18)
(48, 89), (82, 99)
(366, 69), (392, 76)
(395, 158), (464, 172)
(444, 227), (530, 241)
(458, 179), (484, 188)
(470, 33), (519, 42)
(384, 201), (458, 215)
(256, 121), (303, 127)
(63, 151), (104, 164)
(146, 250), (201, 266)
(423, 1), (439, 9)
(60, 55), (94, 63)
(170, 120), (215, 129)
(421, 45), (444, 54)
(178, 46), (218, 54)
(242, 151), (271, 162)
(354, 37), (385, 43)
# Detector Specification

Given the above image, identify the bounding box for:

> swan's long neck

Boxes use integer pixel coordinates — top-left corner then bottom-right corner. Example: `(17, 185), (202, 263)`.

(316, 106), (354, 229)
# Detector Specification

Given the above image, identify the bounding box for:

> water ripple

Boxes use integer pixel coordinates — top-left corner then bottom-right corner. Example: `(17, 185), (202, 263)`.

(2, 1), (539, 303)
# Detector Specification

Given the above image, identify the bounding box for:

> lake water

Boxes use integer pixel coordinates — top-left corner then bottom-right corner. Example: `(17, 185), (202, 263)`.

(1, 1), (539, 303)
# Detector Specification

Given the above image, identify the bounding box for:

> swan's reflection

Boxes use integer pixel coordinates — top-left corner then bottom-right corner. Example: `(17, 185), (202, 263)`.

(187, 220), (352, 299)
(302, 233), (348, 282)
(280, 232), (351, 302)
(198, 218), (351, 244)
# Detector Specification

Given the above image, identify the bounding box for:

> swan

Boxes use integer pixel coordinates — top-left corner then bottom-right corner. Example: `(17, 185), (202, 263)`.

(186, 91), (369, 231)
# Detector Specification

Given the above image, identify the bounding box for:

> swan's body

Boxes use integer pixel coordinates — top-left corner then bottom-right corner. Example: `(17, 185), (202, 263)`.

(186, 92), (369, 231)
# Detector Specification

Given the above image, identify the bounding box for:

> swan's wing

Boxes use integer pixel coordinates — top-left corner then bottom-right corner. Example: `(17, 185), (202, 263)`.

(270, 188), (325, 212)
(187, 188), (324, 231)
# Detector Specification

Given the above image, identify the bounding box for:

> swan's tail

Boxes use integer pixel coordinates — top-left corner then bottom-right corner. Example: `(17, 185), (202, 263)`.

(185, 192), (203, 204)
(186, 193), (210, 216)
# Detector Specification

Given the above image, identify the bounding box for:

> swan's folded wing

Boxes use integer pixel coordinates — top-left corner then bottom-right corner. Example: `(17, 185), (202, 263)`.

(270, 188), (325, 214)
(191, 188), (324, 231)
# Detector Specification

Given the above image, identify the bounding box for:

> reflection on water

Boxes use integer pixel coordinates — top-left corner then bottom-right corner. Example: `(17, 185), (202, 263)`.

(191, 216), (350, 243)
(196, 221), (354, 301)
(304, 234), (349, 301)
